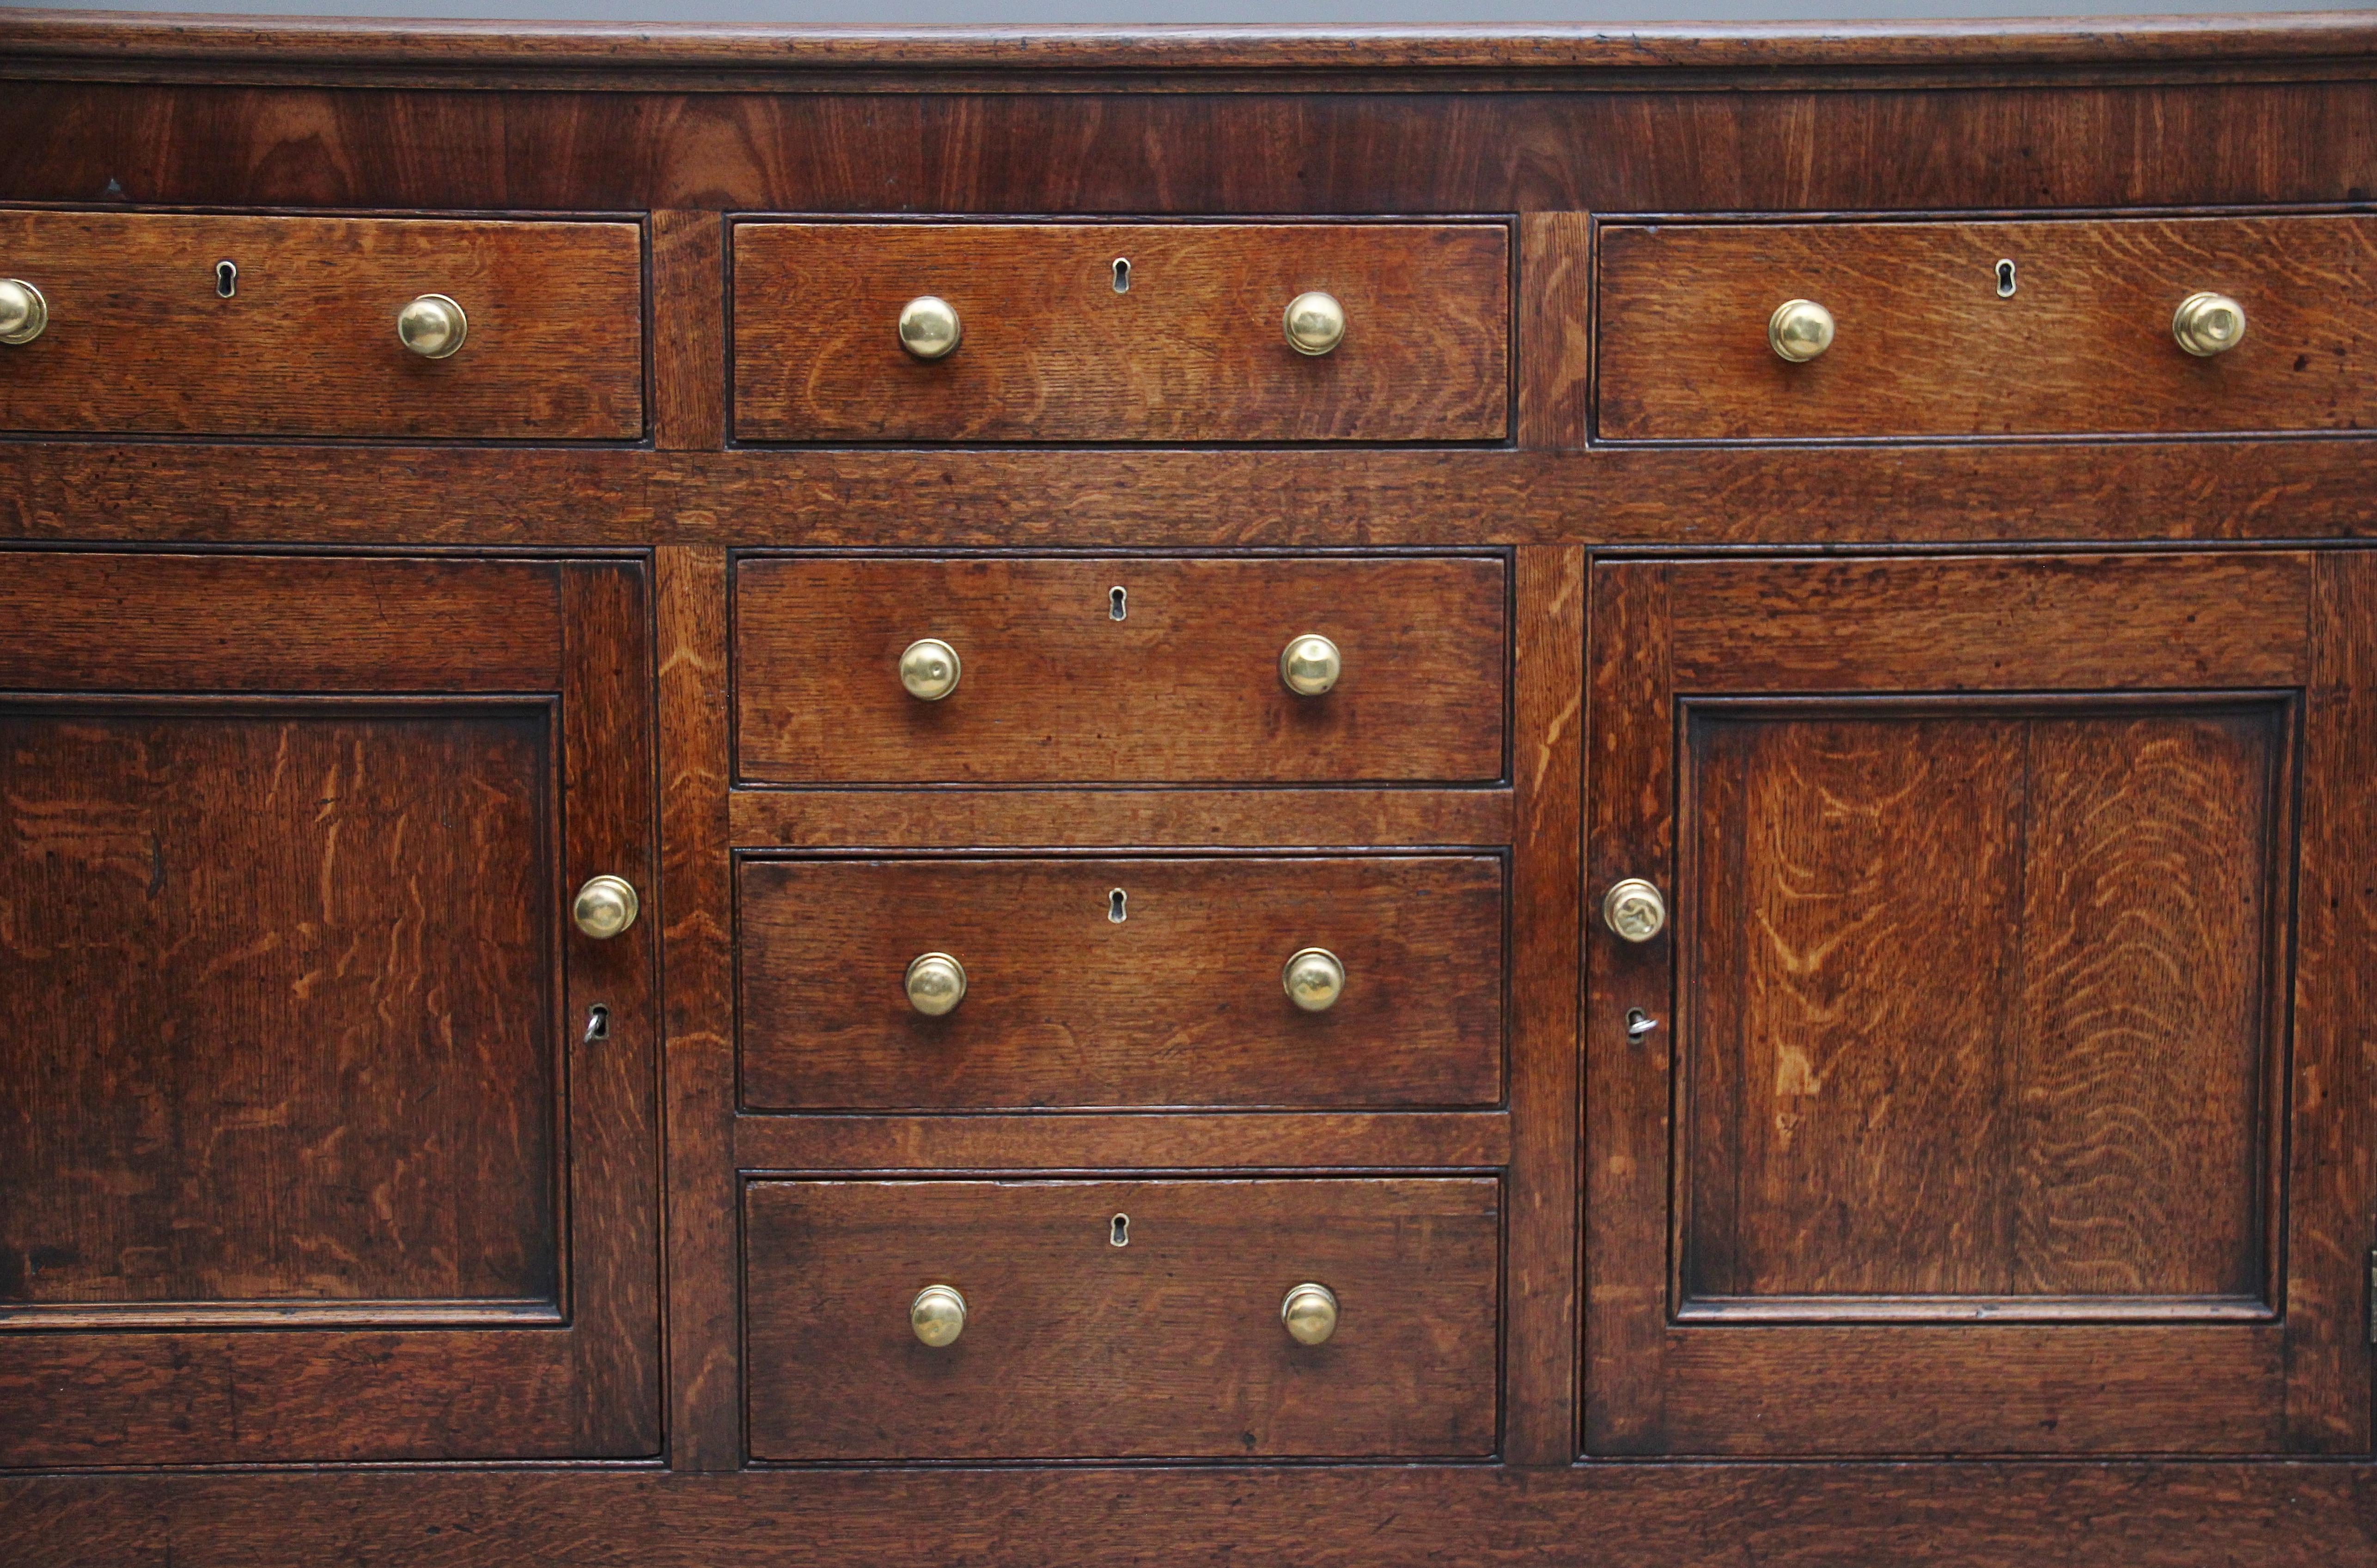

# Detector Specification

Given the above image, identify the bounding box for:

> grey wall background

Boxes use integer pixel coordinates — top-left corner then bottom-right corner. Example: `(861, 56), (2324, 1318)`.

(8, 0), (2372, 28)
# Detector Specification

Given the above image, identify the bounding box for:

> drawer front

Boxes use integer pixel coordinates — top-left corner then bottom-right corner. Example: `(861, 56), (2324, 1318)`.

(744, 1177), (1501, 1460)
(0, 211), (644, 439)
(737, 855), (1505, 1112)
(731, 222), (1510, 442)
(1595, 214), (2377, 440)
(732, 554), (1507, 784)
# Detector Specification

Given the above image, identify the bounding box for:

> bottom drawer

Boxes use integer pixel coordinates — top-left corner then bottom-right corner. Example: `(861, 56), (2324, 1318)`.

(743, 1176), (1500, 1461)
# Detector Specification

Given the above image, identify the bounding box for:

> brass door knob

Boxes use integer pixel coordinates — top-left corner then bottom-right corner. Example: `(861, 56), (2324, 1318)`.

(1602, 877), (1667, 943)
(911, 1284), (967, 1347)
(1281, 1282), (1339, 1345)
(572, 875), (640, 940)
(0, 279), (48, 345)
(897, 295), (962, 360)
(905, 952), (967, 1016)
(898, 638), (962, 701)
(1768, 299), (1835, 363)
(396, 293), (468, 359)
(1283, 291), (1346, 356)
(1282, 947), (1345, 1012)
(1279, 633), (1342, 696)
(2173, 291), (2246, 357)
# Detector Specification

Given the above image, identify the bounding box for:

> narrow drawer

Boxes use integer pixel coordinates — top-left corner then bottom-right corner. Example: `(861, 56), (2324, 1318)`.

(730, 221), (1510, 442)
(743, 1177), (1501, 1460)
(737, 854), (1505, 1112)
(731, 554), (1507, 785)
(1595, 214), (2377, 440)
(0, 211), (643, 439)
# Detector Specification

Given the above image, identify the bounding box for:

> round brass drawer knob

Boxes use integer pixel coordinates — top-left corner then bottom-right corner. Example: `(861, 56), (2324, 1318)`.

(905, 952), (968, 1016)
(911, 1284), (967, 1348)
(1279, 633), (1342, 697)
(1283, 291), (1346, 356)
(1602, 877), (1667, 943)
(572, 875), (640, 940)
(897, 295), (962, 360)
(0, 279), (49, 346)
(2173, 291), (2246, 357)
(1281, 1282), (1339, 1346)
(396, 293), (468, 359)
(1282, 947), (1345, 1013)
(899, 638), (963, 701)
(1768, 298), (1835, 363)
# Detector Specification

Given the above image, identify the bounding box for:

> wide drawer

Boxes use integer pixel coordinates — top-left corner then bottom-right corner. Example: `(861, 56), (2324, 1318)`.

(743, 1177), (1501, 1460)
(737, 854), (1505, 1111)
(1595, 214), (2377, 440)
(0, 211), (644, 439)
(730, 221), (1510, 442)
(731, 553), (1507, 784)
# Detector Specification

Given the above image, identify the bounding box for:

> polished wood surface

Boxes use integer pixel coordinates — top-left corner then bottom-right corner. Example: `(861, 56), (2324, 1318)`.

(732, 222), (1508, 443)
(0, 210), (643, 440)
(731, 554), (1507, 785)
(742, 1176), (1499, 1459)
(1597, 215), (2377, 440)
(737, 854), (1505, 1111)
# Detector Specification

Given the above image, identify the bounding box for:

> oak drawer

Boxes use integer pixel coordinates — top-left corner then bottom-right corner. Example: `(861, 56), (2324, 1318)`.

(0, 211), (644, 439)
(731, 554), (1507, 784)
(744, 1177), (1500, 1461)
(737, 854), (1505, 1112)
(730, 221), (1510, 442)
(1595, 214), (2377, 441)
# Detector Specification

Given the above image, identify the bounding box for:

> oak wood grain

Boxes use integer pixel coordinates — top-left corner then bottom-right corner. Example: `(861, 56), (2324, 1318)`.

(1516, 213), (1591, 451)
(731, 222), (1508, 443)
(731, 553), (1508, 786)
(736, 855), (1505, 1112)
(0, 210), (644, 440)
(731, 1111), (1512, 1172)
(649, 211), (725, 451)
(727, 785), (1513, 850)
(742, 1176), (1500, 1460)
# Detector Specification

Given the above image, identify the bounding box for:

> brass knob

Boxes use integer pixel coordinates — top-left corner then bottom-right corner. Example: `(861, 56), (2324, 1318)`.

(572, 875), (640, 940)
(2173, 291), (2246, 357)
(1602, 878), (1667, 943)
(910, 1284), (967, 1348)
(1281, 1282), (1339, 1345)
(1279, 633), (1341, 697)
(897, 295), (962, 360)
(905, 952), (967, 1016)
(1768, 299), (1835, 363)
(1282, 947), (1345, 1013)
(396, 293), (468, 359)
(898, 638), (962, 700)
(0, 279), (48, 346)
(1283, 291), (1346, 356)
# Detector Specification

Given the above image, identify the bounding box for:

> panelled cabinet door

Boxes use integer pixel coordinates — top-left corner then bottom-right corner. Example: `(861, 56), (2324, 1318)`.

(1585, 552), (2375, 1457)
(0, 552), (658, 1465)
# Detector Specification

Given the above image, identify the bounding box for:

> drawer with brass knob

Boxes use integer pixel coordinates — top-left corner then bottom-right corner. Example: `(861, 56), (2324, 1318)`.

(0, 209), (643, 439)
(742, 1176), (1499, 1460)
(732, 553), (1506, 785)
(729, 220), (1509, 442)
(1594, 213), (2377, 440)
(737, 853), (1504, 1111)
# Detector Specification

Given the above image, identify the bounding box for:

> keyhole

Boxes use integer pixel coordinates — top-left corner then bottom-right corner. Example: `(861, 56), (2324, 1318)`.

(215, 260), (238, 298)
(1110, 1214), (1130, 1246)
(1112, 257), (1131, 293)
(583, 1003), (611, 1044)
(1108, 888), (1128, 924)
(1995, 258), (2017, 298)
(1109, 585), (1128, 621)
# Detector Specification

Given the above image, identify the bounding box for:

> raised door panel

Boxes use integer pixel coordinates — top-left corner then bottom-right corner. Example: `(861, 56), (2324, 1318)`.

(1584, 552), (2373, 1457)
(0, 552), (658, 1466)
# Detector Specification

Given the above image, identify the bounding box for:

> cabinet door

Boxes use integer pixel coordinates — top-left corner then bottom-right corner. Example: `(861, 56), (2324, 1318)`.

(1586, 552), (2374, 1457)
(0, 552), (657, 1465)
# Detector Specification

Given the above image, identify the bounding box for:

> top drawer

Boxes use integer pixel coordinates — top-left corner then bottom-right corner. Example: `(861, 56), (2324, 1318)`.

(0, 211), (644, 440)
(730, 222), (1510, 442)
(1595, 214), (2377, 441)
